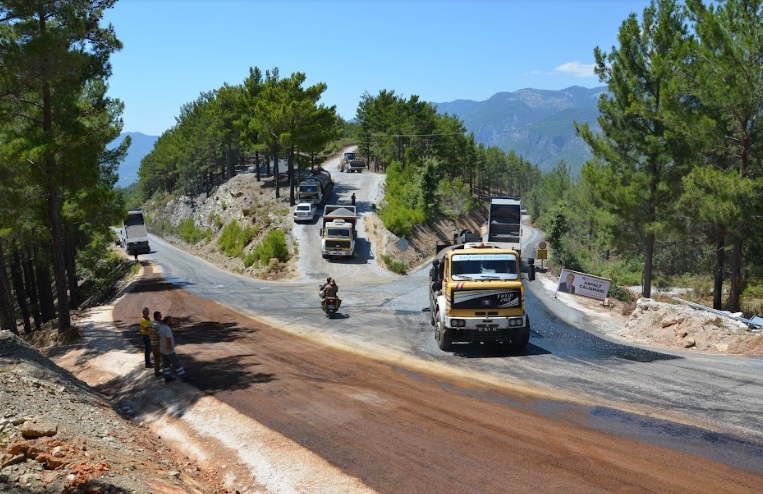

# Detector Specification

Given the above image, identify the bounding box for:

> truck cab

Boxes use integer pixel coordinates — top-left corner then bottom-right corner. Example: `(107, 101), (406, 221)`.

(321, 218), (356, 258)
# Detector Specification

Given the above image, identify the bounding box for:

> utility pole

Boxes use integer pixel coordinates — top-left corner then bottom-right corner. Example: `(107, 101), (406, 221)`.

(272, 132), (279, 199)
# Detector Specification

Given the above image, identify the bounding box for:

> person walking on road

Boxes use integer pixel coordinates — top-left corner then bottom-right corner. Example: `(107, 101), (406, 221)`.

(158, 315), (190, 383)
(139, 307), (152, 368)
(149, 311), (163, 378)
(351, 193), (356, 206)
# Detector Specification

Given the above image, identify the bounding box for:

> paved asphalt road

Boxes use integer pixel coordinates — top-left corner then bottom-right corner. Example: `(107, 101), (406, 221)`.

(141, 153), (763, 476)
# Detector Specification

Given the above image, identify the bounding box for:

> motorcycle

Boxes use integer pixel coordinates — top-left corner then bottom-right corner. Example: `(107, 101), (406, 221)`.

(319, 284), (341, 318)
(323, 297), (339, 318)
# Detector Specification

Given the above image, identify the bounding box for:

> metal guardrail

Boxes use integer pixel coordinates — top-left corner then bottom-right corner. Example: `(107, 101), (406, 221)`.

(672, 297), (763, 330)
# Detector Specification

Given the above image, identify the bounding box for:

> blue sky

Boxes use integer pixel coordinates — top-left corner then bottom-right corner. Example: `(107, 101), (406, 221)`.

(104, 0), (651, 136)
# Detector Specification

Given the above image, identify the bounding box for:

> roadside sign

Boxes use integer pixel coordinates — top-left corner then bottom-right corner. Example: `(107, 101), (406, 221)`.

(538, 241), (547, 250)
(537, 248), (548, 260)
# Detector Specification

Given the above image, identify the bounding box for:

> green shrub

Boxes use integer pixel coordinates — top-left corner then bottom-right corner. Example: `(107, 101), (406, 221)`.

(245, 229), (289, 267)
(381, 254), (407, 275)
(218, 220), (255, 258)
(207, 212), (223, 230)
(75, 232), (134, 303)
(148, 218), (175, 237)
(379, 204), (425, 239)
(178, 217), (210, 244)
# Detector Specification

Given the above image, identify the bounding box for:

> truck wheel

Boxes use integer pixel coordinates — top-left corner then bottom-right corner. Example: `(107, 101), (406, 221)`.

(429, 306), (435, 326)
(512, 320), (531, 350)
(436, 315), (453, 352)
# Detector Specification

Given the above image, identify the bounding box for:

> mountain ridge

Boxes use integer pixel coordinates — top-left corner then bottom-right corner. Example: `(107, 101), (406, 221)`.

(110, 131), (158, 188)
(435, 85), (604, 174)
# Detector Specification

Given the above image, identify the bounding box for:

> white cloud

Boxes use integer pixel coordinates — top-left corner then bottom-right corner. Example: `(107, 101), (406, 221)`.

(554, 61), (596, 78)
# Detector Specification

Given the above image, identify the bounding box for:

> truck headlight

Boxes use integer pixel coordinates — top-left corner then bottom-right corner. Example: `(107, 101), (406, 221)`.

(451, 319), (466, 327)
(508, 317), (524, 327)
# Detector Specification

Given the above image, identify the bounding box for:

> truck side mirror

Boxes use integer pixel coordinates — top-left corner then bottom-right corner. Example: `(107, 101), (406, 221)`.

(431, 282), (441, 293)
(528, 259), (536, 281)
(319, 228), (323, 236)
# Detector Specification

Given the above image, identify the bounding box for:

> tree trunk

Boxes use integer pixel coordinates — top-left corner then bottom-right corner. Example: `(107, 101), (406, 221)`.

(273, 140), (279, 199)
(642, 232), (655, 299)
(35, 251), (55, 323)
(11, 248), (32, 333)
(226, 142), (235, 179)
(23, 253), (42, 330)
(255, 151), (261, 182)
(288, 147), (295, 206)
(65, 228), (79, 309)
(713, 229), (725, 310)
(0, 239), (17, 333)
(39, 11), (70, 331)
(728, 237), (743, 312)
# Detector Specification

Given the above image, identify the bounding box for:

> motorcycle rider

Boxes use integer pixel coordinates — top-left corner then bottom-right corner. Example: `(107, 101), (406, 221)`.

(320, 277), (341, 310)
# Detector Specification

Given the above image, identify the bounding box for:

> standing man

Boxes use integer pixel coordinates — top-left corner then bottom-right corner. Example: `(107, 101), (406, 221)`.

(139, 307), (152, 368)
(149, 311), (163, 378)
(351, 193), (356, 206)
(158, 315), (190, 383)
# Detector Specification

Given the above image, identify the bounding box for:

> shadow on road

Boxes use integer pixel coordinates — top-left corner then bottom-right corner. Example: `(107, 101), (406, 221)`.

(129, 278), (183, 293)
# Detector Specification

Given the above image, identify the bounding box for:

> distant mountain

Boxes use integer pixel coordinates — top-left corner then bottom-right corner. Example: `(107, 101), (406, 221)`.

(435, 86), (605, 174)
(110, 132), (159, 188)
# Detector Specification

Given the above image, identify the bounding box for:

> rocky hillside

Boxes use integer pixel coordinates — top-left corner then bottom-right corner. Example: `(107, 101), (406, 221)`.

(144, 172), (297, 278)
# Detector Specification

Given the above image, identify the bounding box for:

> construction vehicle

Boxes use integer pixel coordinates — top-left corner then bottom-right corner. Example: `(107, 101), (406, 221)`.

(340, 151), (367, 173)
(320, 205), (357, 259)
(298, 168), (333, 206)
(487, 196), (522, 257)
(121, 209), (150, 256)
(429, 229), (535, 352)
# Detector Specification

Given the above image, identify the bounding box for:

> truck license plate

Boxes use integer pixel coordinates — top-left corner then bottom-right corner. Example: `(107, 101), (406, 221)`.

(477, 325), (498, 331)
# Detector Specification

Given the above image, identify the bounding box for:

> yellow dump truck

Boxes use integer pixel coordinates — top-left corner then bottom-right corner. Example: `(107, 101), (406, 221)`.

(429, 230), (535, 352)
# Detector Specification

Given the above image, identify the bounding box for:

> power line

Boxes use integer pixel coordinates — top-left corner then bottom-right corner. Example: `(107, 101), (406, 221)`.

(360, 132), (464, 138)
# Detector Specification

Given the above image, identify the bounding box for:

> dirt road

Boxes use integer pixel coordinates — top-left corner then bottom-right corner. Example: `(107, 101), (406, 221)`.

(112, 265), (763, 493)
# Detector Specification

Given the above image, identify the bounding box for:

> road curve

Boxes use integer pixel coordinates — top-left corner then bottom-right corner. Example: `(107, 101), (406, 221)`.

(113, 153), (763, 491)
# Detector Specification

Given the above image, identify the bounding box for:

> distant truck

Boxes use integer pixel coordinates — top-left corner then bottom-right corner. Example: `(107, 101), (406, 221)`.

(486, 196), (523, 258)
(320, 205), (357, 259)
(429, 229), (535, 352)
(298, 168), (333, 206)
(121, 209), (150, 257)
(340, 152), (367, 173)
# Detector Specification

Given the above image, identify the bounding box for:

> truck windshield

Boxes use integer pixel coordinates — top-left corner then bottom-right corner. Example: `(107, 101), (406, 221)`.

(451, 253), (518, 280)
(327, 228), (351, 237)
(300, 185), (318, 193)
